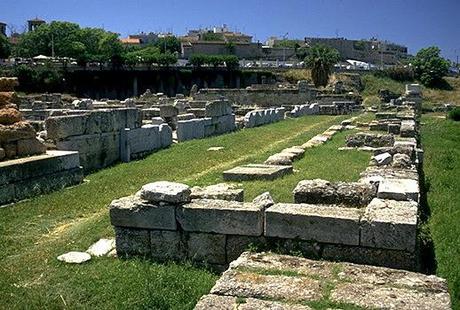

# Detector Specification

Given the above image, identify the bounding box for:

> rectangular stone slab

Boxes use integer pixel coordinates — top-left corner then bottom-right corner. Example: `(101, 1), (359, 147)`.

(223, 164), (293, 181)
(377, 178), (419, 202)
(361, 198), (418, 252)
(178, 199), (264, 236)
(195, 294), (312, 310)
(110, 195), (177, 230)
(265, 203), (361, 245)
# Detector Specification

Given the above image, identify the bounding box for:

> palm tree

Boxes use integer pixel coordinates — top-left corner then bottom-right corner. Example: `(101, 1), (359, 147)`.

(305, 44), (340, 87)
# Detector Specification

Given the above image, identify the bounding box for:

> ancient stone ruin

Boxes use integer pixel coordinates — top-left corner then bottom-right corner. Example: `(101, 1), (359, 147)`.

(0, 77), (46, 161)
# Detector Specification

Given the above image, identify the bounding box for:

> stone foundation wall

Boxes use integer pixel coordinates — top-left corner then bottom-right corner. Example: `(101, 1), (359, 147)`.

(46, 109), (172, 172)
(243, 108), (285, 128)
(194, 88), (315, 107)
(176, 100), (236, 142)
(0, 150), (84, 205)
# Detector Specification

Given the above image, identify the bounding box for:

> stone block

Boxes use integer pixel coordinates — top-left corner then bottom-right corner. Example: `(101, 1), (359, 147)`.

(195, 295), (311, 310)
(265, 203), (361, 245)
(109, 195), (177, 230)
(114, 227), (150, 256)
(0, 150), (81, 186)
(187, 232), (226, 265)
(140, 181), (191, 204)
(159, 105), (178, 118)
(150, 230), (186, 261)
(16, 138), (46, 157)
(210, 269), (322, 303)
(293, 179), (376, 207)
(264, 153), (293, 165)
(45, 114), (86, 140)
(159, 124), (173, 147)
(223, 164), (293, 181)
(190, 183), (244, 201)
(178, 199), (264, 236)
(388, 123), (401, 134)
(373, 152), (392, 166)
(361, 198), (418, 252)
(176, 119), (205, 142)
(214, 114), (235, 134)
(377, 178), (419, 201)
(205, 100), (232, 117)
(400, 120), (416, 137)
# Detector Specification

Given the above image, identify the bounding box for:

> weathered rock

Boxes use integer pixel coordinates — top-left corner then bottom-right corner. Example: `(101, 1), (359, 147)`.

(377, 178), (419, 202)
(346, 132), (394, 148)
(187, 232), (226, 265)
(195, 294), (312, 310)
(373, 152), (392, 166)
(207, 146), (224, 151)
(140, 181), (191, 203)
(293, 179), (376, 207)
(252, 192), (274, 209)
(361, 198), (418, 252)
(178, 199), (264, 236)
(86, 238), (116, 257)
(265, 203), (361, 245)
(223, 164), (293, 181)
(110, 195), (177, 230)
(57, 251), (91, 264)
(392, 153), (412, 168)
(0, 122), (36, 143)
(191, 183), (244, 201)
(16, 138), (47, 157)
(264, 153), (293, 165)
(0, 108), (21, 125)
(114, 227), (150, 256)
(0, 92), (20, 107)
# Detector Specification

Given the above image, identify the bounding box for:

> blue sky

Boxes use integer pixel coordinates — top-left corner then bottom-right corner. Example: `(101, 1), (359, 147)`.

(3, 0), (460, 61)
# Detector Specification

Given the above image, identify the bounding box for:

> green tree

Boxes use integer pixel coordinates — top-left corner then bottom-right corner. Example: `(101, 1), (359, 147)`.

(305, 44), (340, 87)
(201, 32), (224, 41)
(0, 34), (11, 59)
(412, 46), (449, 87)
(154, 36), (181, 54)
(189, 54), (206, 68)
(98, 32), (124, 65)
(157, 52), (177, 66)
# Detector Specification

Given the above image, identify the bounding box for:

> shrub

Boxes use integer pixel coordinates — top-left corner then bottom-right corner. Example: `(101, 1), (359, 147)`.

(363, 95), (381, 107)
(448, 107), (460, 121)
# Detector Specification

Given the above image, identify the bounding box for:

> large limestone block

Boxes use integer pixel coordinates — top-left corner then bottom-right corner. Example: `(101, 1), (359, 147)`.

(114, 227), (150, 256)
(159, 105), (178, 118)
(178, 199), (264, 236)
(0, 108), (22, 125)
(214, 114), (235, 134)
(140, 181), (191, 203)
(210, 269), (322, 303)
(205, 100), (232, 117)
(45, 115), (86, 140)
(0, 122), (36, 143)
(195, 294), (312, 310)
(223, 164), (293, 181)
(400, 119), (416, 137)
(265, 203), (361, 245)
(150, 230), (186, 261)
(190, 183), (244, 201)
(176, 119), (205, 141)
(293, 179), (376, 207)
(264, 153), (293, 165)
(109, 195), (177, 230)
(159, 123), (172, 147)
(361, 198), (418, 252)
(377, 178), (419, 202)
(187, 232), (226, 265)
(16, 138), (47, 157)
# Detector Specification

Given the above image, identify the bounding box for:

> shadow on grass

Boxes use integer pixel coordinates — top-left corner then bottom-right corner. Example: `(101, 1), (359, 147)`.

(418, 166), (437, 275)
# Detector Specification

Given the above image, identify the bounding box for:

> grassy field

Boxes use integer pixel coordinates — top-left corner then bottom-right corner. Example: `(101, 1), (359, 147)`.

(0, 114), (372, 309)
(421, 115), (460, 310)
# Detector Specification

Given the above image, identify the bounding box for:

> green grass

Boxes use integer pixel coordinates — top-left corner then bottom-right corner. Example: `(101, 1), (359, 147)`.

(421, 115), (460, 310)
(0, 114), (372, 309)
